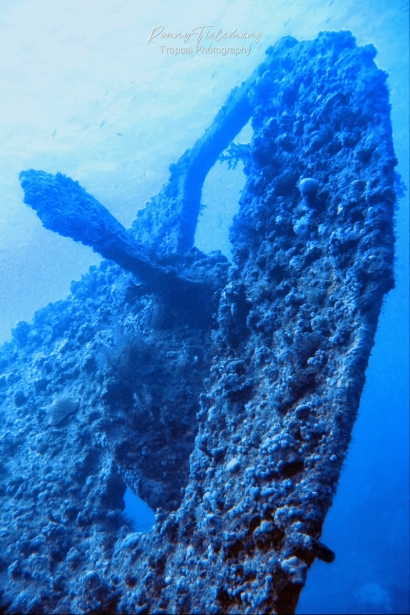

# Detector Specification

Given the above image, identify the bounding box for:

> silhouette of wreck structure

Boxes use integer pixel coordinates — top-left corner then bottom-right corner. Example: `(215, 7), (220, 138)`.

(0, 31), (398, 614)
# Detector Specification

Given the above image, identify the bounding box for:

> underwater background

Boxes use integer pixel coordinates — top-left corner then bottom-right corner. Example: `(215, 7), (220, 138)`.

(0, 0), (408, 613)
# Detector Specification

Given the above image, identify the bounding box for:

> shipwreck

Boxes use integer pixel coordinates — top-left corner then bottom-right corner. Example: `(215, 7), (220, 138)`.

(0, 31), (398, 614)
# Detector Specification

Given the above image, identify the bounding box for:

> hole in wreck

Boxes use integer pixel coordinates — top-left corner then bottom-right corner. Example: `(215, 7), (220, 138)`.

(194, 120), (253, 260)
(122, 487), (156, 533)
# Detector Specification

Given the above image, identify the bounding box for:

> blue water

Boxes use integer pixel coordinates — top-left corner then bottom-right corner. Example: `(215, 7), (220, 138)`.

(1, 1), (408, 613)
(123, 487), (156, 532)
